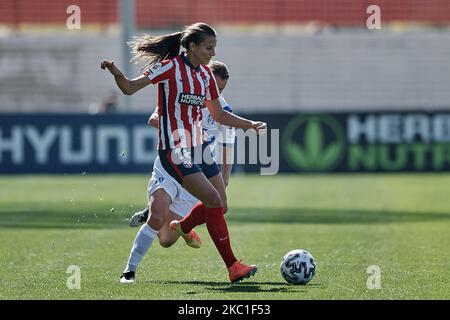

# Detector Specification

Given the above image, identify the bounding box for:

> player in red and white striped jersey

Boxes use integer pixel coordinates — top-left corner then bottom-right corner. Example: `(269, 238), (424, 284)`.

(121, 61), (235, 285)
(101, 23), (266, 283)
(144, 55), (216, 151)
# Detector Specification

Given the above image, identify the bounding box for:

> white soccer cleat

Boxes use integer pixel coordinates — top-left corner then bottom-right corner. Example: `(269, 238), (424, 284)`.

(119, 271), (136, 284)
(128, 207), (149, 227)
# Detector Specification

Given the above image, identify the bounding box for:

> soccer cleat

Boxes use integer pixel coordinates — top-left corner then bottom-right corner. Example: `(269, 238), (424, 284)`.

(119, 271), (136, 284)
(128, 207), (149, 227)
(228, 260), (258, 283)
(169, 220), (201, 248)
(182, 229), (202, 249)
(169, 220), (186, 236)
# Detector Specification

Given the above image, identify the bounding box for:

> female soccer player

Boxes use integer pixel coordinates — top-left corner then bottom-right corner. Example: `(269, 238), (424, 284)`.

(120, 61), (233, 283)
(101, 23), (266, 283)
(121, 61), (235, 284)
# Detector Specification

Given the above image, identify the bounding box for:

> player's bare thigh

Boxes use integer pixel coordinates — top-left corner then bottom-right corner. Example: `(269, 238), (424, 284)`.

(182, 172), (223, 208)
(146, 188), (171, 230)
(207, 173), (228, 213)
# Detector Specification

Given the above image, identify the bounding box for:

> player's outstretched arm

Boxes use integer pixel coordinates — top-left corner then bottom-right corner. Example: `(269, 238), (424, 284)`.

(100, 60), (152, 96)
(204, 99), (267, 132)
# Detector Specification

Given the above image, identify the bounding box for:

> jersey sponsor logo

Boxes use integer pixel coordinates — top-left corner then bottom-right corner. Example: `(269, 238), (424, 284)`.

(178, 93), (205, 106)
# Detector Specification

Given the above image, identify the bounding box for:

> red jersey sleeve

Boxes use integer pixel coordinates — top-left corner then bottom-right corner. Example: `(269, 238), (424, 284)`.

(144, 60), (174, 84)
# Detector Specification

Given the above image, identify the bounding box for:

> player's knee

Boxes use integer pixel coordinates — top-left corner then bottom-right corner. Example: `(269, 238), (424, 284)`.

(147, 214), (164, 230)
(147, 219), (162, 231)
(147, 204), (166, 230)
(159, 239), (175, 248)
(204, 193), (222, 208)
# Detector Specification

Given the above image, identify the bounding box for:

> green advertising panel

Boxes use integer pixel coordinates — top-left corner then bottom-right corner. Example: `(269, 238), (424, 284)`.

(241, 111), (450, 173)
(283, 115), (346, 171)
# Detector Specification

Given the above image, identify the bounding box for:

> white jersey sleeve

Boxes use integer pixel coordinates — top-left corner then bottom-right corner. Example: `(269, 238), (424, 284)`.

(202, 95), (235, 161)
(216, 96), (235, 146)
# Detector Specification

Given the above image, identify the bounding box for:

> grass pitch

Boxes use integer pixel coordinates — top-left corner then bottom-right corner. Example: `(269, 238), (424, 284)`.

(0, 173), (449, 299)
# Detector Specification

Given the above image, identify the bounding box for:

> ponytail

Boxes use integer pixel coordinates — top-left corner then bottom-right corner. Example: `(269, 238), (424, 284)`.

(128, 23), (216, 70)
(128, 32), (182, 69)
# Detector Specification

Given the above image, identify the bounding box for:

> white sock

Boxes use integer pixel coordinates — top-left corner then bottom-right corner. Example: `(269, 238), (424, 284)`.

(124, 224), (157, 273)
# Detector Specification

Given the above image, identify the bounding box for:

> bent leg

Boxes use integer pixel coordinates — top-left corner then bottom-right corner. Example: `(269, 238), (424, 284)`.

(178, 201), (206, 234)
(181, 173), (237, 268)
(158, 210), (183, 248)
(147, 188), (172, 231)
(208, 173), (228, 213)
(178, 172), (221, 234)
(122, 188), (171, 275)
(182, 172), (223, 208)
(178, 174), (228, 233)
(123, 224), (157, 274)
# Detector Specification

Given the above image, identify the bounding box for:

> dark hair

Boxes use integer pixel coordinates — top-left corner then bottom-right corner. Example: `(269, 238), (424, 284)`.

(129, 22), (217, 69)
(208, 61), (229, 80)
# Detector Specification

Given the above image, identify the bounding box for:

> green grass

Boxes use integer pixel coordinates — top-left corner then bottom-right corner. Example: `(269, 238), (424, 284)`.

(0, 173), (449, 299)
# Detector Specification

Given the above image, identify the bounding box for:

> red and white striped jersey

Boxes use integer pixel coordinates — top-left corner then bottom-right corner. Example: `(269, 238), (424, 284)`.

(144, 53), (220, 150)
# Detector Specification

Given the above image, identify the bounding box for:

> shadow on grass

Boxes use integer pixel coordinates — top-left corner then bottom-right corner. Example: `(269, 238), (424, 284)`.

(151, 280), (324, 294)
(227, 207), (450, 224)
(0, 206), (132, 229)
(1, 206), (449, 229)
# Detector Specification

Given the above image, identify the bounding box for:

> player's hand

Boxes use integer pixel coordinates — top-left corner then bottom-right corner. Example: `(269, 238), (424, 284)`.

(100, 60), (121, 76)
(251, 121), (267, 133)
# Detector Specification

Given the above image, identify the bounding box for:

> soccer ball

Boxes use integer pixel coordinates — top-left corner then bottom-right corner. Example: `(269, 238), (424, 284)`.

(280, 249), (316, 285)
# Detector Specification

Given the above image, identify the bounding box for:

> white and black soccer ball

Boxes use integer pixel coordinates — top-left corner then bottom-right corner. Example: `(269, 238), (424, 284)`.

(280, 249), (316, 285)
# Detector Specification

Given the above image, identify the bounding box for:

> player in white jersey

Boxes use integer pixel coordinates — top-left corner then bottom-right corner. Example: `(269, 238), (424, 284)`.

(120, 61), (234, 284)
(202, 94), (236, 187)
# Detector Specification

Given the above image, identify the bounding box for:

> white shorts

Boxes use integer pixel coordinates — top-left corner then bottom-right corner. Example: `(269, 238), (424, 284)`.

(147, 156), (199, 217)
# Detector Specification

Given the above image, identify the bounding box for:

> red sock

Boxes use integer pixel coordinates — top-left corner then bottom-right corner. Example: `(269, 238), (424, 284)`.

(205, 207), (237, 268)
(179, 201), (206, 234)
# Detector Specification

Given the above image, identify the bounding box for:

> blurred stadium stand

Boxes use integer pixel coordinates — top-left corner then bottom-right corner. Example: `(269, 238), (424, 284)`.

(1, 0), (450, 113)
(2, 0), (450, 28)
